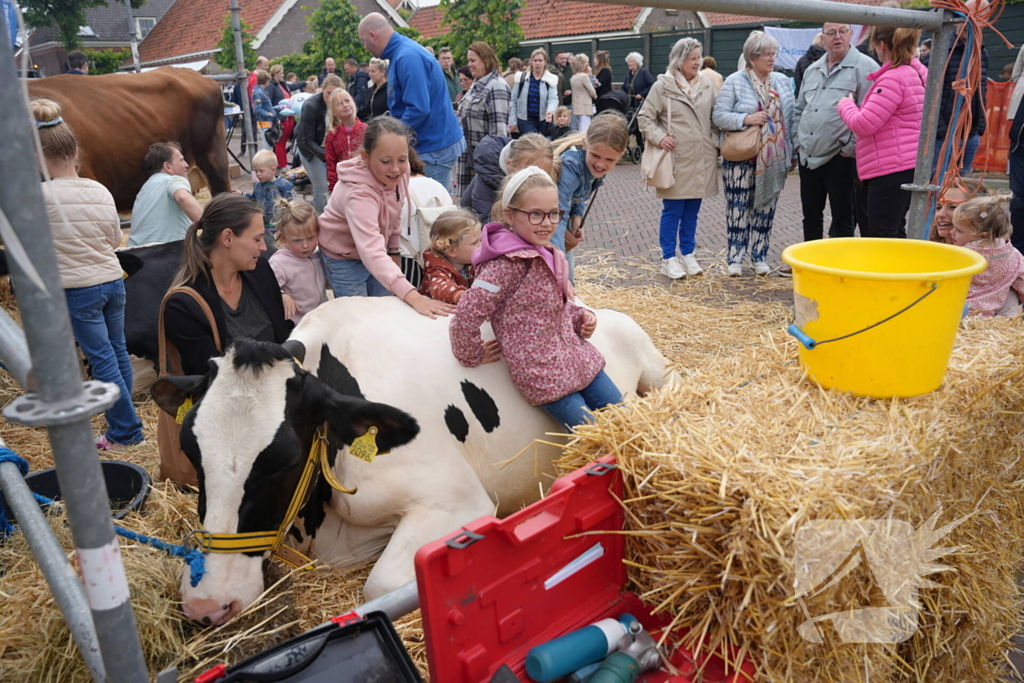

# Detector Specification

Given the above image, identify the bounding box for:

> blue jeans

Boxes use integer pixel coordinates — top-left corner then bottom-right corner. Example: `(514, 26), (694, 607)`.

(1010, 147), (1024, 255)
(321, 253), (392, 297)
(539, 370), (622, 429)
(419, 137), (466, 194)
(300, 151), (328, 214)
(659, 198), (702, 260)
(65, 280), (144, 445)
(932, 133), (981, 176)
(517, 118), (550, 137)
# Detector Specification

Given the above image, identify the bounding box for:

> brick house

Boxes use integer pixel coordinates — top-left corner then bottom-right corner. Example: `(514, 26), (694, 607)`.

(26, 0), (176, 76)
(136, 0), (406, 70)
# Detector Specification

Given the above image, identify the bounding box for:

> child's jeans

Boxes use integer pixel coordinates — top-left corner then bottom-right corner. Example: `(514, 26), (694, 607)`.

(65, 280), (145, 446)
(540, 370), (622, 430)
(321, 253), (392, 297)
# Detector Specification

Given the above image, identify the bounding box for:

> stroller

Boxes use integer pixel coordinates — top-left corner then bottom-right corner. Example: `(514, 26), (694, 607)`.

(595, 89), (645, 164)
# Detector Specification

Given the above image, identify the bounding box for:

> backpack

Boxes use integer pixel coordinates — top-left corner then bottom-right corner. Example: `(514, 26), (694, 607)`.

(401, 183), (459, 268)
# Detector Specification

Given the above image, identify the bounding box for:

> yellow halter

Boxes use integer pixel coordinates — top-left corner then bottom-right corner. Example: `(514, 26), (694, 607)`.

(186, 424), (358, 570)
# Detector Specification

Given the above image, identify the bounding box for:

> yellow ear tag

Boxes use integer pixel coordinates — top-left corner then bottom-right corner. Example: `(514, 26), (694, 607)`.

(175, 396), (193, 425)
(349, 426), (380, 463)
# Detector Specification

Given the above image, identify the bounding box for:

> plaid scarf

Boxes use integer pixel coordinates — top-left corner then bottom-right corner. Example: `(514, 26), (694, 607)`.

(748, 69), (787, 209)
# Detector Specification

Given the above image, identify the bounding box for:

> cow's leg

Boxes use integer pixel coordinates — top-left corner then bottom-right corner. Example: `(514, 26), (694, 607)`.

(309, 506), (394, 570)
(363, 502), (490, 600)
(196, 118), (231, 196)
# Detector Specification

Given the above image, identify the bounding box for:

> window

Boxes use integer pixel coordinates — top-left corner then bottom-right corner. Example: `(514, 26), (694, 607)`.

(136, 17), (156, 39)
(686, 19), (695, 29)
(665, 8), (678, 15)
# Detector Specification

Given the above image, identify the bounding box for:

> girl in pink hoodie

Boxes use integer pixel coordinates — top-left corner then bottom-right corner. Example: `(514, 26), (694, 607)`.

(449, 167), (621, 429)
(837, 25), (927, 239)
(317, 116), (454, 319)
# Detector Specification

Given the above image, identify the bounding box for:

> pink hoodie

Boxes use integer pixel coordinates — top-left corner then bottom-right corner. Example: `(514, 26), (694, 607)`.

(450, 223), (602, 405)
(837, 58), (927, 180)
(317, 156), (414, 299)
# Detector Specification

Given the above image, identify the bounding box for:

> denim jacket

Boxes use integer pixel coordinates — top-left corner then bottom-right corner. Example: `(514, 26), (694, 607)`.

(247, 177), (294, 226)
(554, 146), (602, 252)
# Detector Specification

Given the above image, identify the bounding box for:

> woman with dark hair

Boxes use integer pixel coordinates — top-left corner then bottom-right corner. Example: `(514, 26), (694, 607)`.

(594, 50), (613, 98)
(838, 25), (926, 238)
(158, 193), (292, 483)
(269, 64), (300, 169)
(456, 41), (511, 192)
(456, 66), (474, 105)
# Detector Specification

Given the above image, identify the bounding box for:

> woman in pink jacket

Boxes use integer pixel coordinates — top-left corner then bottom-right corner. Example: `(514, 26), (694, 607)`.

(449, 167), (620, 429)
(317, 116), (453, 318)
(837, 25), (926, 239)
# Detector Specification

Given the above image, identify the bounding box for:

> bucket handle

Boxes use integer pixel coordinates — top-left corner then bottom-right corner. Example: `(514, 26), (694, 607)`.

(788, 282), (938, 351)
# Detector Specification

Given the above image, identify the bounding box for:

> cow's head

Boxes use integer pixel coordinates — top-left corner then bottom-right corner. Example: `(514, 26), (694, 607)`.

(151, 339), (419, 625)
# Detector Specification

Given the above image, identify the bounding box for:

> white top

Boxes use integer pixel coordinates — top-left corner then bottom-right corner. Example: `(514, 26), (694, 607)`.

(127, 172), (192, 247)
(399, 175), (453, 258)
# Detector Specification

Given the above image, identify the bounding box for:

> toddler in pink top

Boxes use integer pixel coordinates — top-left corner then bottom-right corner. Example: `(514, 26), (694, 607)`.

(268, 199), (328, 324)
(950, 196), (1023, 318)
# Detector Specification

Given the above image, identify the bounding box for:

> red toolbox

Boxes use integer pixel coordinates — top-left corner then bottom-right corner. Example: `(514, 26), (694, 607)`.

(414, 457), (755, 683)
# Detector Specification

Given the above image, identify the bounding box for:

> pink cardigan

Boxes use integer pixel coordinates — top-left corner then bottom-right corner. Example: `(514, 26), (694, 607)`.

(317, 157), (414, 299)
(964, 239), (1024, 317)
(837, 59), (927, 180)
(449, 249), (605, 405)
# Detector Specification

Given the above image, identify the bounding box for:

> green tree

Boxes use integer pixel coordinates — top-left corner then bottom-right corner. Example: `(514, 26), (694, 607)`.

(215, 14), (256, 71)
(270, 52), (321, 80)
(20, 0), (145, 51)
(306, 0), (368, 64)
(436, 0), (523, 64)
(83, 47), (127, 74)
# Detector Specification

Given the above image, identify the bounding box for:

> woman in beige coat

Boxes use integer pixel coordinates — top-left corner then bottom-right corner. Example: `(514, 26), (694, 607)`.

(570, 53), (598, 132)
(638, 37), (719, 279)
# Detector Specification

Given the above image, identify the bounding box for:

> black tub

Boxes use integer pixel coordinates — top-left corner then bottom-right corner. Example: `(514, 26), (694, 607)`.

(1, 460), (150, 523)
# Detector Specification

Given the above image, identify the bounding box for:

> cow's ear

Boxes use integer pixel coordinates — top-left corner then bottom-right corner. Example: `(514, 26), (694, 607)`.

(307, 378), (419, 453)
(151, 375), (210, 416)
(115, 251), (144, 278)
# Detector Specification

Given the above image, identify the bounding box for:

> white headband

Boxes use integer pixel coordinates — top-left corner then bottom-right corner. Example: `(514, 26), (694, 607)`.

(501, 166), (549, 208)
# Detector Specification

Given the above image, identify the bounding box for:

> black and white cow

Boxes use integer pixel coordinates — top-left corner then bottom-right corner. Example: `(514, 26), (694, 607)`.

(152, 296), (677, 625)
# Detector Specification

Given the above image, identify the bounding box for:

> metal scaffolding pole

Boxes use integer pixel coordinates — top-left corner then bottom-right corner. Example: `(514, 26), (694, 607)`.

(0, 34), (149, 683)
(123, 0), (142, 73)
(0, 445), (107, 683)
(906, 15), (958, 240)
(229, 0), (257, 168)
(587, 0), (942, 30)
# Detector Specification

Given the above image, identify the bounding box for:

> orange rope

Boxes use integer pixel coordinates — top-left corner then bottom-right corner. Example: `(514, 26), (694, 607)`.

(928, 0), (1014, 201)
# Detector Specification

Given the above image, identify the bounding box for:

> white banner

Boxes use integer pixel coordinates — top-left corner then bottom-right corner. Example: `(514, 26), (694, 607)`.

(764, 26), (870, 70)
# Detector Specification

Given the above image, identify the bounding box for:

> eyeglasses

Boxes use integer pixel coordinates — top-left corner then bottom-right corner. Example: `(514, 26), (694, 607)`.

(824, 29), (851, 38)
(512, 208), (565, 225)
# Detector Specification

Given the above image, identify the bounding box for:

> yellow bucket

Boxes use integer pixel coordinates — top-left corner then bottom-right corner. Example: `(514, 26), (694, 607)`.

(781, 238), (986, 398)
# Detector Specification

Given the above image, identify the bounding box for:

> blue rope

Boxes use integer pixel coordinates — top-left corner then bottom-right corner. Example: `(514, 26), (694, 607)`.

(0, 449), (206, 587)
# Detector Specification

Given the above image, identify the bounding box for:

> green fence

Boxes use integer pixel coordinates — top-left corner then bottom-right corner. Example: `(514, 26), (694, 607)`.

(519, 4), (1022, 83)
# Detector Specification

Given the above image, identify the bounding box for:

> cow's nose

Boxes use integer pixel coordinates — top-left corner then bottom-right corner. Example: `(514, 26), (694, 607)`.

(182, 597), (241, 626)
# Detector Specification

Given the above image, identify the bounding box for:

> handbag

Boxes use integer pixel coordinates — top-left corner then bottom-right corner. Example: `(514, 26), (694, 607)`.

(721, 99), (763, 162)
(264, 116), (284, 147)
(156, 287), (221, 486)
(640, 94), (675, 190)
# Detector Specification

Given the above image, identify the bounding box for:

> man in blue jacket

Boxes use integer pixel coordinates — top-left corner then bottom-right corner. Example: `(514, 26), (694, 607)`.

(359, 13), (465, 192)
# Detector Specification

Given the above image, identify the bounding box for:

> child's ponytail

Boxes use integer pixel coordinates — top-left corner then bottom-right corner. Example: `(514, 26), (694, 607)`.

(553, 110), (629, 156)
(273, 198), (317, 247)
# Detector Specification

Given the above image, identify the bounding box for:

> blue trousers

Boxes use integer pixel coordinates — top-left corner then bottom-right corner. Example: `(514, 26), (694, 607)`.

(517, 118), (550, 137)
(539, 370), (622, 430)
(321, 253), (392, 297)
(300, 151), (328, 215)
(65, 280), (144, 445)
(723, 159), (778, 265)
(659, 198), (702, 260)
(932, 133), (981, 176)
(419, 137), (465, 194)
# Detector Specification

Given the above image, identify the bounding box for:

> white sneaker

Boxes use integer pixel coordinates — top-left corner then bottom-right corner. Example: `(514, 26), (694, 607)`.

(727, 263), (743, 277)
(660, 256), (686, 279)
(753, 262), (771, 276)
(680, 253), (703, 276)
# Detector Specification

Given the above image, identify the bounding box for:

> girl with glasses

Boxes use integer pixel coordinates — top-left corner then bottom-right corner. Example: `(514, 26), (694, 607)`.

(449, 166), (622, 429)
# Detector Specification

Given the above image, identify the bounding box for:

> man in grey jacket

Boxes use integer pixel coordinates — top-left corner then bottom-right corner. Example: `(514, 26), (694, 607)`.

(793, 23), (877, 249)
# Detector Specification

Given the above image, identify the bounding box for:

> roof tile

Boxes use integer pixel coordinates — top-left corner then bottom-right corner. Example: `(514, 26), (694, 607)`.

(410, 0), (641, 41)
(138, 0), (280, 63)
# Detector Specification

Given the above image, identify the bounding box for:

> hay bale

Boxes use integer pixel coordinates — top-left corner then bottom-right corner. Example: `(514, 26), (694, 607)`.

(557, 314), (1024, 682)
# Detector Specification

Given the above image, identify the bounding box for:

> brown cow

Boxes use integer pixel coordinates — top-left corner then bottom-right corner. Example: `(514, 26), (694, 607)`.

(29, 68), (231, 210)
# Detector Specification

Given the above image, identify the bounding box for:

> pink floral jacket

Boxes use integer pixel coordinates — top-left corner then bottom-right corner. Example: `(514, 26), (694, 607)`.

(449, 249), (605, 405)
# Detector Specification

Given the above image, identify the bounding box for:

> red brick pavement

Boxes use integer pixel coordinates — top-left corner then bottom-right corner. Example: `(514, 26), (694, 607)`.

(575, 162), (809, 286)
